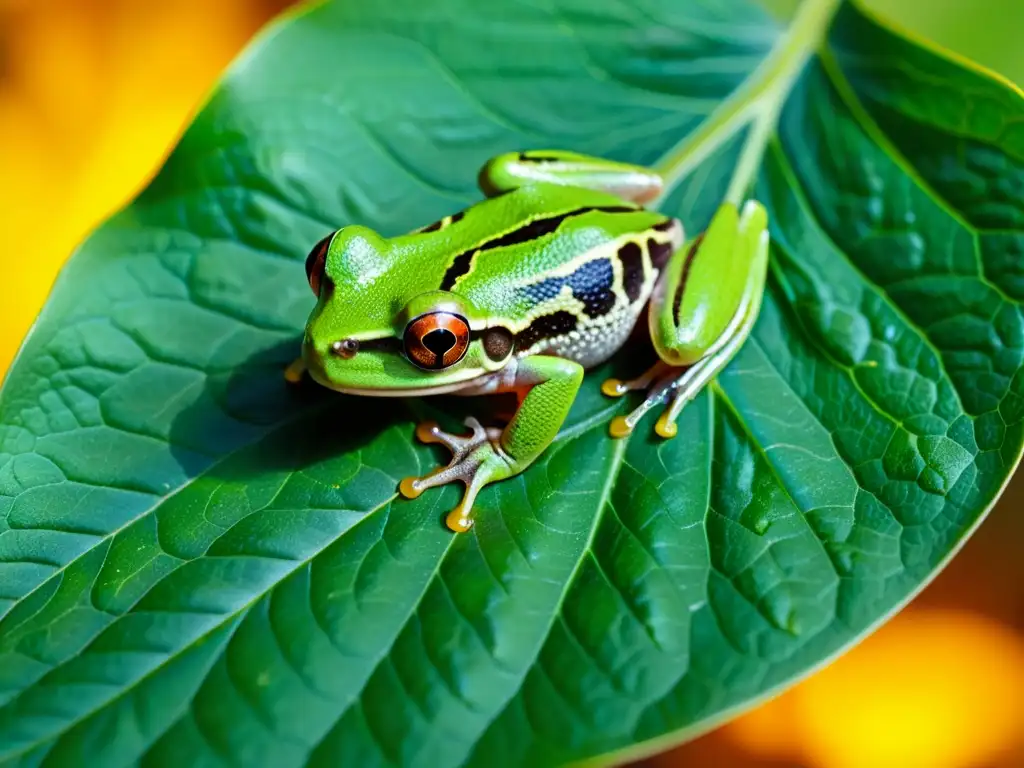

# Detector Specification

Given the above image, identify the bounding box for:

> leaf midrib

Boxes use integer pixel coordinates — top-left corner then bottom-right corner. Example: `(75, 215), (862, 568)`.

(816, 45), (1017, 306)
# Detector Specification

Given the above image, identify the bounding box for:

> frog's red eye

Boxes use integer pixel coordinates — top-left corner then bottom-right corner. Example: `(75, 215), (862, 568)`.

(403, 312), (470, 370)
(305, 232), (335, 296)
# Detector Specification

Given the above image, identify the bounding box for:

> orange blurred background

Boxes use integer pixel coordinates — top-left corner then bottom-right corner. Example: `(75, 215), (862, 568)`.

(0, 1), (1022, 766)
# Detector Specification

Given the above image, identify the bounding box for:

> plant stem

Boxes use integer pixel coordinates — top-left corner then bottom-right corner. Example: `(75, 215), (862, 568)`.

(653, 0), (843, 207)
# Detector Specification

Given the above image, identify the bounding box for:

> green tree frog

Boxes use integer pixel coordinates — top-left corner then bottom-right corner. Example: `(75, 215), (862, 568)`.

(291, 150), (769, 532)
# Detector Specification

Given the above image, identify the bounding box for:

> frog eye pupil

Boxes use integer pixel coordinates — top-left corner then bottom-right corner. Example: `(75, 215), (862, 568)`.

(422, 328), (456, 357)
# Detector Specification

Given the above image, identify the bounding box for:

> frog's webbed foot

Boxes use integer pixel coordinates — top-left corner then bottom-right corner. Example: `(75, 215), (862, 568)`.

(602, 341), (736, 440)
(608, 200), (770, 440)
(399, 417), (511, 533)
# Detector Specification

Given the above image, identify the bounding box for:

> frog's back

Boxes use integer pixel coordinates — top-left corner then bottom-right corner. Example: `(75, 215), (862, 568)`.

(388, 183), (681, 367)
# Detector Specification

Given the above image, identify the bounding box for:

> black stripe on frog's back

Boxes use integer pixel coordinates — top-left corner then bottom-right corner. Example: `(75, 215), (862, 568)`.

(439, 205), (636, 291)
(515, 311), (578, 352)
(519, 257), (617, 319)
(647, 220), (679, 269)
(517, 152), (564, 163)
(617, 241), (645, 303)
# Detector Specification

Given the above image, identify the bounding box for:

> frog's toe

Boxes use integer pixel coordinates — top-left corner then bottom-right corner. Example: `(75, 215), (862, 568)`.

(601, 361), (671, 399)
(398, 446), (506, 533)
(608, 356), (717, 439)
(399, 452), (482, 500)
(401, 418), (510, 533)
(654, 412), (679, 439)
(607, 377), (675, 439)
(441, 448), (512, 533)
(601, 379), (630, 398)
(413, 417), (500, 460)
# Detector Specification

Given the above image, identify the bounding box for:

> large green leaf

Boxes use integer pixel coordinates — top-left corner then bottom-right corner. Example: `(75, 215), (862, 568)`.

(1, 0), (1022, 764)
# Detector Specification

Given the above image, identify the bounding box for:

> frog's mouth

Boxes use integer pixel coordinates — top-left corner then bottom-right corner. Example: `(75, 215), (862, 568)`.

(302, 350), (490, 397)
(301, 331), (496, 397)
(329, 380), (486, 398)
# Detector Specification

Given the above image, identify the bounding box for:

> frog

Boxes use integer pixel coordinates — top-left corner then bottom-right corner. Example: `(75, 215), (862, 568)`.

(291, 150), (769, 533)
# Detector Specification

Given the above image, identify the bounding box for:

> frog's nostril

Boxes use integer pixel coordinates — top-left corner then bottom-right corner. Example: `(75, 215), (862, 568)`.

(330, 339), (359, 359)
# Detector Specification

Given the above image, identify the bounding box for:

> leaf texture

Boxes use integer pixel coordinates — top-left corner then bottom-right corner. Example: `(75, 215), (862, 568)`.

(0, 1), (1021, 765)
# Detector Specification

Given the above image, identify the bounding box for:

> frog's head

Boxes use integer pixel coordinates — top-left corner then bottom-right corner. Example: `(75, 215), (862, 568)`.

(301, 226), (515, 395)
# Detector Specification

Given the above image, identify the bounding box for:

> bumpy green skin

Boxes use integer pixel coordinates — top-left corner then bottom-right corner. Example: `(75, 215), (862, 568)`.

(501, 355), (584, 460)
(300, 150), (769, 531)
(303, 176), (672, 392)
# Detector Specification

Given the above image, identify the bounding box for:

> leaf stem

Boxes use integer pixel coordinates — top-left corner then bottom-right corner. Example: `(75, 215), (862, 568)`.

(653, 0), (843, 207)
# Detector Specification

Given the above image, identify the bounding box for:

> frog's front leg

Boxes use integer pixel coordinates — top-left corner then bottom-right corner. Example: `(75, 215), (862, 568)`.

(399, 355), (584, 533)
(604, 200), (770, 438)
(479, 149), (663, 204)
(284, 357), (307, 384)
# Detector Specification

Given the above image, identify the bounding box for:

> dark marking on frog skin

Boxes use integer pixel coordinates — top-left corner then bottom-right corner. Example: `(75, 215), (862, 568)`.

(515, 311), (578, 352)
(647, 237), (675, 270)
(519, 258), (617, 319)
(672, 234), (704, 324)
(418, 210), (464, 234)
(567, 258), (617, 317)
(439, 205), (636, 290)
(517, 152), (565, 163)
(440, 251), (476, 291)
(619, 242), (645, 303)
(653, 220), (676, 233)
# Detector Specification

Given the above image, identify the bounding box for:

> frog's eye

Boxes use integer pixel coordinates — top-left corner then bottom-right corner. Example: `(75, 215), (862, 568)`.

(403, 312), (471, 370)
(305, 232), (335, 296)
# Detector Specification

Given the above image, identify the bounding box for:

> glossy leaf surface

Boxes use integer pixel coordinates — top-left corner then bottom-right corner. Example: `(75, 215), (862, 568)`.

(0, 1), (1022, 765)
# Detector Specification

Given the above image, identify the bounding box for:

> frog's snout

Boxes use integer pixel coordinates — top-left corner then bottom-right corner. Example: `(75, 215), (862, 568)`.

(329, 339), (360, 359)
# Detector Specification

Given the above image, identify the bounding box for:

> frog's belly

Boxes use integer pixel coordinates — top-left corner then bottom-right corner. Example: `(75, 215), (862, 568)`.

(532, 302), (645, 369)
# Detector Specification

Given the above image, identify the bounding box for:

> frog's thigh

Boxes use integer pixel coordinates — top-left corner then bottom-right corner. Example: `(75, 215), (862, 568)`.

(649, 201), (768, 365)
(604, 201), (769, 439)
(478, 150), (663, 204)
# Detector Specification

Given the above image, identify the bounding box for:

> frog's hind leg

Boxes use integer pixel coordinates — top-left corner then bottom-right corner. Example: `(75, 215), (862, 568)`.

(601, 361), (677, 438)
(479, 150), (663, 204)
(608, 288), (761, 439)
(603, 200), (769, 439)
